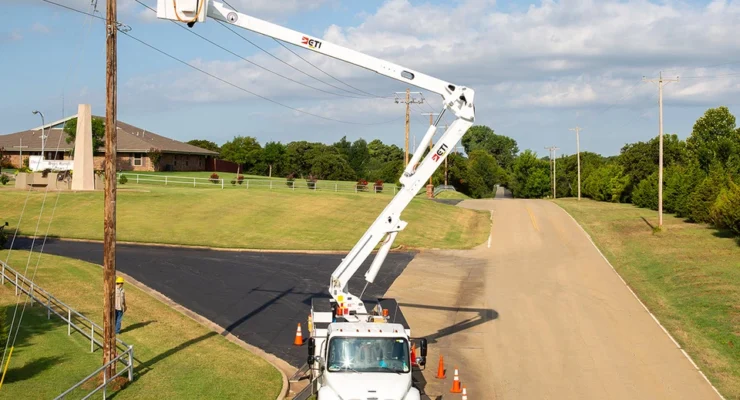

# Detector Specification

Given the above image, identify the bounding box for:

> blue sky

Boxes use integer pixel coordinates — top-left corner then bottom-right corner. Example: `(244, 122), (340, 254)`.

(2, 0), (739, 158)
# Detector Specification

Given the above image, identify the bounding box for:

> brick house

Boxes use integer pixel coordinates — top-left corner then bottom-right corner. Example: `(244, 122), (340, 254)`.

(0, 115), (217, 171)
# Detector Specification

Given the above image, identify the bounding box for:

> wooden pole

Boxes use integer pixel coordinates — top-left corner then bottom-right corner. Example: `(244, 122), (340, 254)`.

(103, 0), (118, 377)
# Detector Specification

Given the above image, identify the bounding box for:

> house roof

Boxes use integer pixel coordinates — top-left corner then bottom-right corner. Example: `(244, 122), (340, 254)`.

(0, 115), (218, 156)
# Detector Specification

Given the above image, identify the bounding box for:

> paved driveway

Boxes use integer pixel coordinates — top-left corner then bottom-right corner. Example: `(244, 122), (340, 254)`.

(12, 238), (413, 367)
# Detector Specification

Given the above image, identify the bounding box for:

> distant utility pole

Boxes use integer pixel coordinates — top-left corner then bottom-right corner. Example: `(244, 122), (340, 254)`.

(569, 126), (582, 201)
(103, 0), (118, 378)
(643, 71), (679, 228)
(545, 146), (559, 199)
(421, 112), (439, 186)
(395, 89), (424, 166)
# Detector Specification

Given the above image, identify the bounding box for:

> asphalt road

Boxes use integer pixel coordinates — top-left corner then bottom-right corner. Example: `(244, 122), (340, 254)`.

(11, 238), (413, 367)
(454, 191), (720, 399)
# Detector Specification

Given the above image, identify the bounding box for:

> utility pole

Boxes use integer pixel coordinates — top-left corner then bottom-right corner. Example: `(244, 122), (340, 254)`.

(103, 0), (118, 378)
(643, 72), (679, 228)
(421, 112), (439, 186)
(569, 126), (582, 201)
(394, 89), (423, 166)
(545, 146), (559, 199)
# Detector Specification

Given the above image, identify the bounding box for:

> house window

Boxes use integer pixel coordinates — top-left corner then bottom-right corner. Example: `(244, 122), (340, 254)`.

(186, 159), (189, 167)
(133, 153), (143, 167)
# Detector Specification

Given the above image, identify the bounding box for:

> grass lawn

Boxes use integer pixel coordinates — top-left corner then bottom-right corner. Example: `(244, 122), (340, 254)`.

(435, 190), (470, 200)
(0, 251), (282, 399)
(555, 198), (740, 399)
(0, 186), (489, 250)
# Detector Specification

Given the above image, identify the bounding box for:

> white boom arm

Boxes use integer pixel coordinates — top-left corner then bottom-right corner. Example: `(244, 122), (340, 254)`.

(157, 0), (476, 319)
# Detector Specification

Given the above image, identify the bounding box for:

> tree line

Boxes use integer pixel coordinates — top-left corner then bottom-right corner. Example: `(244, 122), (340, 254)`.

(514, 106), (740, 237)
(189, 105), (739, 238)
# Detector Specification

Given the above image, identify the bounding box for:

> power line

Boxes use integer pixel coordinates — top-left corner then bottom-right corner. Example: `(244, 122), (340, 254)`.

(40, 0), (130, 31)
(120, 31), (402, 125)
(134, 0), (367, 99)
(216, 21), (373, 98)
(42, 0), (403, 126)
(219, 0), (390, 99)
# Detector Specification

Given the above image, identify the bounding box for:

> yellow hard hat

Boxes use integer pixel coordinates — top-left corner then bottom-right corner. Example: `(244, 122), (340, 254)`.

(116, 277), (124, 284)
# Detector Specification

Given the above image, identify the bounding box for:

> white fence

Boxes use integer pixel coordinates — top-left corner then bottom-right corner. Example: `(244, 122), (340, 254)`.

(116, 173), (398, 194)
(0, 260), (134, 398)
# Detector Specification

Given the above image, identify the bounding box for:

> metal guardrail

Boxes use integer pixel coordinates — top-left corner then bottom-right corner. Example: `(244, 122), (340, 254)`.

(433, 185), (457, 196)
(54, 347), (133, 400)
(0, 260), (134, 398)
(116, 173), (398, 194)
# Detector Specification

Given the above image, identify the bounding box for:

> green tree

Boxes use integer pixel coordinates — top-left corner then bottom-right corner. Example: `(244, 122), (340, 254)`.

(332, 136), (352, 161)
(461, 125), (519, 170)
(710, 181), (740, 236)
(618, 134), (687, 194)
(664, 163), (704, 217)
(262, 141), (286, 177)
(186, 139), (220, 154)
(349, 139), (370, 178)
(220, 136), (262, 175)
(510, 150), (550, 198)
(64, 117), (105, 152)
(466, 150), (501, 198)
(686, 163), (730, 223)
(583, 164), (630, 202)
(631, 173), (659, 210)
(442, 152), (470, 194)
(309, 153), (356, 181)
(687, 106), (740, 172)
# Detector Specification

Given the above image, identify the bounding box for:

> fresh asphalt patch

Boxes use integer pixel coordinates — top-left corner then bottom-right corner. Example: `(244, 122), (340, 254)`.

(10, 238), (414, 367)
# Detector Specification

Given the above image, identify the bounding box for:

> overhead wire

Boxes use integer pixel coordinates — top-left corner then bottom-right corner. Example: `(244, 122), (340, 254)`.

(41, 0), (403, 125)
(120, 31), (403, 125)
(218, 0), (392, 99)
(134, 0), (370, 99)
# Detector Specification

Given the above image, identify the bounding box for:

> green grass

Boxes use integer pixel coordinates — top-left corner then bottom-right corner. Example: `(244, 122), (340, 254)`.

(0, 251), (282, 399)
(555, 199), (740, 399)
(0, 186), (489, 250)
(435, 190), (470, 200)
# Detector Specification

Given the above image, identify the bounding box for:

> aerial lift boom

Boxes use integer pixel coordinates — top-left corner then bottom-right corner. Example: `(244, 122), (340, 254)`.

(157, 0), (475, 314)
(156, 2), (475, 397)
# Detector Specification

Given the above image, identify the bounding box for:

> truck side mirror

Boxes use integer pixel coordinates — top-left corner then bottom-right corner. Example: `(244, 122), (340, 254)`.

(419, 338), (428, 357)
(307, 338), (316, 364)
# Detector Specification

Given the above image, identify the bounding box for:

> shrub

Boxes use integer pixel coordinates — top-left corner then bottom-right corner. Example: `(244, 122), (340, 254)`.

(209, 172), (220, 184)
(0, 174), (9, 186)
(710, 181), (740, 236)
(118, 174), (128, 185)
(230, 179), (236, 185)
(664, 164), (704, 217)
(357, 178), (369, 192)
(237, 175), (245, 185)
(306, 175), (317, 190)
(286, 173), (296, 187)
(631, 173), (659, 210)
(583, 164), (630, 202)
(686, 164), (728, 223)
(374, 180), (384, 192)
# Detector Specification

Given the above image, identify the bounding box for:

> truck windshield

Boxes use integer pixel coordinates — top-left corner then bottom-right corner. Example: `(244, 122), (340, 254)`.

(327, 337), (410, 373)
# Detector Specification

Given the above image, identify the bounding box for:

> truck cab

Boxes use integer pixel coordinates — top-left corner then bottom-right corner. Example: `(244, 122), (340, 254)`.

(308, 299), (427, 400)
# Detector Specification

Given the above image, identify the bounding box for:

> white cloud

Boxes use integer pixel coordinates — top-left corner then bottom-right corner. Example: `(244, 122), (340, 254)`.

(9, 31), (23, 41)
(123, 0), (740, 122)
(31, 22), (50, 33)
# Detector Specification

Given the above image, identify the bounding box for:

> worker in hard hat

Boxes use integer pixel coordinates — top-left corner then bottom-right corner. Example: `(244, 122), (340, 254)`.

(115, 276), (127, 334)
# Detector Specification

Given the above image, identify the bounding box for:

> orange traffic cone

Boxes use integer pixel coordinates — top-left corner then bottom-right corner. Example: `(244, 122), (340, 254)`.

(410, 343), (418, 366)
(293, 323), (303, 346)
(435, 355), (446, 379)
(450, 367), (462, 393)
(462, 386), (468, 400)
